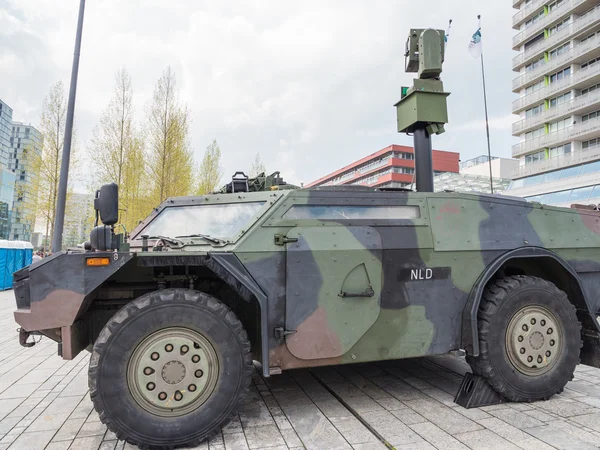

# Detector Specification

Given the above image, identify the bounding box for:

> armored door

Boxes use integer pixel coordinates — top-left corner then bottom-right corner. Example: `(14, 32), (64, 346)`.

(284, 225), (383, 360)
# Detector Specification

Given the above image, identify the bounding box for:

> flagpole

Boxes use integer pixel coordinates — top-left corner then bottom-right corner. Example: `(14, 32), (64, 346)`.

(478, 15), (494, 194)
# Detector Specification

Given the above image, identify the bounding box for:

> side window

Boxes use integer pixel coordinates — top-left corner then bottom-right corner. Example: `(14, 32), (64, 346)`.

(282, 205), (421, 220)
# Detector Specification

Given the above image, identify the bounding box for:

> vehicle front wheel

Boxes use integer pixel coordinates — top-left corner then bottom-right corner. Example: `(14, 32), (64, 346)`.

(467, 275), (582, 402)
(88, 288), (252, 449)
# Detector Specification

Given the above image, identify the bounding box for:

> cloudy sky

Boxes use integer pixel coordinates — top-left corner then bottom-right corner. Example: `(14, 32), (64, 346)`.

(1, 0), (515, 191)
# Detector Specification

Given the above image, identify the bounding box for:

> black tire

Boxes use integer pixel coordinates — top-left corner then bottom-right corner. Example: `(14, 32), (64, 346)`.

(467, 275), (582, 402)
(88, 288), (253, 449)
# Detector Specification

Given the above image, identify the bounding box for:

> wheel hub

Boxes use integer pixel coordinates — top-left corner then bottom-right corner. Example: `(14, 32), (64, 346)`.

(162, 361), (186, 384)
(127, 327), (219, 417)
(506, 305), (562, 376)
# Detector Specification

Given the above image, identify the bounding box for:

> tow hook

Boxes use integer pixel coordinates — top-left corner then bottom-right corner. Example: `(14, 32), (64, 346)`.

(18, 328), (38, 348)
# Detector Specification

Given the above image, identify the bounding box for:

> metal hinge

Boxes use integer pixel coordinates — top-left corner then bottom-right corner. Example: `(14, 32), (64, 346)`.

(274, 234), (298, 246)
(274, 327), (296, 340)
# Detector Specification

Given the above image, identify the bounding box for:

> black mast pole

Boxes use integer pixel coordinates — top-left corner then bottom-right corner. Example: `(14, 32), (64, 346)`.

(52, 0), (86, 252)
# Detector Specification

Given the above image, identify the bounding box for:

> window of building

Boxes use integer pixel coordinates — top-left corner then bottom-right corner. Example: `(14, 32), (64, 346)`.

(549, 92), (571, 107)
(548, 17), (571, 36)
(525, 127), (545, 141)
(525, 9), (545, 28)
(524, 33), (545, 49)
(549, 67), (571, 83)
(548, 117), (570, 133)
(282, 205), (421, 220)
(580, 160), (600, 175)
(549, 143), (572, 158)
(581, 57), (600, 70)
(542, 170), (562, 183)
(526, 104), (544, 118)
(548, 0), (564, 13)
(525, 150), (545, 164)
(549, 42), (570, 60)
(581, 83), (600, 96)
(582, 138), (600, 149)
(560, 165), (582, 179)
(526, 57), (544, 72)
(582, 110), (600, 122)
(581, 30), (600, 44)
(548, 189), (572, 204)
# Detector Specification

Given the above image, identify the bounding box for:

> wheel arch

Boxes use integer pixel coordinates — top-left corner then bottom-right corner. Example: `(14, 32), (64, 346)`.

(205, 254), (270, 377)
(462, 246), (600, 357)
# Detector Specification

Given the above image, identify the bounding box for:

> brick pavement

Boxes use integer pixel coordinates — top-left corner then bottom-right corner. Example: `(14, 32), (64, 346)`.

(2, 290), (600, 449)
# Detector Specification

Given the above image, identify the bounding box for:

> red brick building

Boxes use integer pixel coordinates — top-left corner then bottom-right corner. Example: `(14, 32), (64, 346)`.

(306, 144), (460, 189)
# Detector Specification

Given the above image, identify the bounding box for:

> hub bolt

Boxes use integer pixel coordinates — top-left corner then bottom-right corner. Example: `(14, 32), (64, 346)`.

(537, 355), (543, 364)
(189, 384), (197, 392)
(541, 320), (546, 326)
(518, 336), (524, 342)
(192, 355), (200, 363)
(531, 318), (536, 325)
(158, 392), (167, 401)
(522, 324), (529, 332)
(527, 356), (533, 363)
(144, 367), (154, 376)
(151, 352), (159, 361)
(546, 351), (551, 357)
(147, 382), (155, 391)
(520, 348), (526, 354)
(547, 328), (553, 335)
(181, 345), (189, 355)
(165, 344), (173, 352)
(174, 391), (183, 401)
(195, 369), (203, 378)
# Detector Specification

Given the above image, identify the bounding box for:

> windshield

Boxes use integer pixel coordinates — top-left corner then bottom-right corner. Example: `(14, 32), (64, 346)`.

(138, 202), (266, 240)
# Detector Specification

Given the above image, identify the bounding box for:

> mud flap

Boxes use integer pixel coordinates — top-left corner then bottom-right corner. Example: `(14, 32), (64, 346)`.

(581, 332), (600, 369)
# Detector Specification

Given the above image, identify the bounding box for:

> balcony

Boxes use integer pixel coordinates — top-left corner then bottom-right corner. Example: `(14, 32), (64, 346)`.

(513, 33), (600, 91)
(512, 115), (600, 157)
(512, 144), (600, 178)
(513, 89), (600, 135)
(513, 0), (587, 49)
(513, 60), (600, 113)
(513, 0), (547, 29)
(514, 0), (526, 8)
(513, 6), (600, 70)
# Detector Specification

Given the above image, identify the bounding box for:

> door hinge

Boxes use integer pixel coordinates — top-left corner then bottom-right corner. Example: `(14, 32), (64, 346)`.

(274, 234), (298, 246)
(274, 327), (296, 340)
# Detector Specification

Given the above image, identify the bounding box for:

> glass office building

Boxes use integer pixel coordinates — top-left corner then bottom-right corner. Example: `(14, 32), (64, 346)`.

(9, 122), (43, 241)
(0, 100), (13, 168)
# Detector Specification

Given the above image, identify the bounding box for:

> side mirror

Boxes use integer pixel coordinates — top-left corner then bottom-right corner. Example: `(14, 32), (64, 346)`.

(94, 183), (118, 226)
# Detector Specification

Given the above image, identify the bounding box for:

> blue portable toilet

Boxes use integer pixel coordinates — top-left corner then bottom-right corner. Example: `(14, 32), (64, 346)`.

(0, 240), (33, 290)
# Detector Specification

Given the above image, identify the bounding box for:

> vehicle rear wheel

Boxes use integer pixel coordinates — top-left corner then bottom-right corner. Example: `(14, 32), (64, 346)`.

(88, 288), (252, 449)
(467, 275), (582, 402)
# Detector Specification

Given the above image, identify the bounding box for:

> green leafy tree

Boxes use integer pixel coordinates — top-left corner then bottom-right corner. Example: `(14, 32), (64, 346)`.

(146, 66), (194, 205)
(196, 139), (224, 195)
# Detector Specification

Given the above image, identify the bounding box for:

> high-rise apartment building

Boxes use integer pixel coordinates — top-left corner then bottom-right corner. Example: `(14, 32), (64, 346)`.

(8, 122), (43, 241)
(0, 99), (13, 168)
(507, 0), (600, 207)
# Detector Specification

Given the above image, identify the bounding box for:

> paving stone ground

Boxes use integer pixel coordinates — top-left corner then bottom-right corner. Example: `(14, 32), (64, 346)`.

(2, 290), (600, 450)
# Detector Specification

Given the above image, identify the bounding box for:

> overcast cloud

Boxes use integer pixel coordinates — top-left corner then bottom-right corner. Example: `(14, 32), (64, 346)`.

(1, 0), (515, 190)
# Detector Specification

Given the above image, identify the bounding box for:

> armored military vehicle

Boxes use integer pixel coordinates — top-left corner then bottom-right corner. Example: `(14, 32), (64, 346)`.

(12, 28), (600, 449)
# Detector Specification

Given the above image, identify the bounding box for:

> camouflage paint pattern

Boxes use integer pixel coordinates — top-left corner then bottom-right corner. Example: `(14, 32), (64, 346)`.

(13, 186), (600, 373)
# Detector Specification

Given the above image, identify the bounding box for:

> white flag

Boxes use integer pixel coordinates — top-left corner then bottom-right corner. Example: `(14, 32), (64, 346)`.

(469, 28), (482, 58)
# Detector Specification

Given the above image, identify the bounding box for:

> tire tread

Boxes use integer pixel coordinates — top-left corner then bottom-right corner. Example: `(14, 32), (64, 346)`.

(88, 288), (253, 450)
